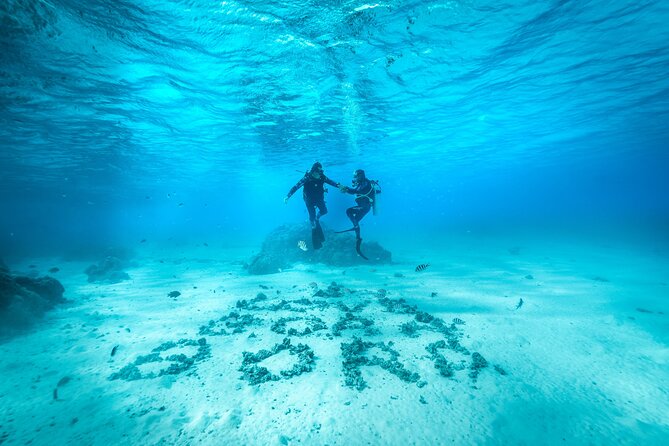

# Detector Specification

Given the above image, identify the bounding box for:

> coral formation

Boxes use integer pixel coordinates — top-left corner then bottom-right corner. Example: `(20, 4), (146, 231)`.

(270, 316), (327, 336)
(109, 338), (211, 381)
(239, 338), (316, 385)
(84, 256), (130, 283)
(341, 337), (420, 390)
(332, 312), (379, 337)
(199, 311), (263, 336)
(0, 266), (66, 336)
(247, 224), (392, 274)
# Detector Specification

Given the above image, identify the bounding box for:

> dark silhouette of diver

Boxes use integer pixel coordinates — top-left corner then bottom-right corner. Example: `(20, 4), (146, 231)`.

(337, 169), (381, 259)
(285, 162), (341, 249)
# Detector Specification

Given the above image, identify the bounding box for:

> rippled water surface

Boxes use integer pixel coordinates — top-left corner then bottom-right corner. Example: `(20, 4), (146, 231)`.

(2, 1), (668, 183)
(1, 1), (668, 251)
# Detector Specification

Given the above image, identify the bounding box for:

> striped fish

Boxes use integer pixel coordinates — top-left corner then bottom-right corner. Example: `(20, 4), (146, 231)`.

(452, 318), (465, 325)
(297, 240), (308, 251)
(415, 263), (430, 272)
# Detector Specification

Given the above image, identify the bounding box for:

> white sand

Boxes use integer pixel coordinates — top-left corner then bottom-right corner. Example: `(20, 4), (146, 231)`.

(1, 236), (668, 445)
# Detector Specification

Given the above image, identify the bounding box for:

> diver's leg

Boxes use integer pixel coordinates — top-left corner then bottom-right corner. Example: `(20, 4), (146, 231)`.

(351, 206), (370, 240)
(346, 207), (359, 227)
(306, 200), (317, 227)
(315, 199), (327, 221)
(358, 205), (370, 222)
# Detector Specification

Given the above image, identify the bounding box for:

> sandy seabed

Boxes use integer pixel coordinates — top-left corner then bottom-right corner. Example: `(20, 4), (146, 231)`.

(1, 235), (668, 445)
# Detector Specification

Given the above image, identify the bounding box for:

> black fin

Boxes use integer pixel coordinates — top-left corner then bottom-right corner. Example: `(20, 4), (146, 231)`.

(312, 224), (323, 250)
(334, 226), (357, 234)
(356, 238), (368, 260)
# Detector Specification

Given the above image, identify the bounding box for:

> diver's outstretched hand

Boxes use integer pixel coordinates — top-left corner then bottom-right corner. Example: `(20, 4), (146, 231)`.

(283, 196), (289, 204)
(338, 184), (347, 192)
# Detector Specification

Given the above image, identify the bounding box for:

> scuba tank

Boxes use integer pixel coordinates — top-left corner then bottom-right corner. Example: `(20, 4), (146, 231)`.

(370, 180), (381, 215)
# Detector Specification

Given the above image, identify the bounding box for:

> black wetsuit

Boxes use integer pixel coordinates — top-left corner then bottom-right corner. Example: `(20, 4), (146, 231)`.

(287, 173), (339, 224)
(342, 178), (375, 236)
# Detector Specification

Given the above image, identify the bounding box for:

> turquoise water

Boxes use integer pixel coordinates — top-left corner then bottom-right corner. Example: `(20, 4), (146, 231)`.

(1, 0), (668, 255)
(1, 3), (669, 445)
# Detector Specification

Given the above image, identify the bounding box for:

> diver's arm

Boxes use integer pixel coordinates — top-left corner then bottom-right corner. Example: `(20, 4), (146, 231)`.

(285, 177), (306, 201)
(323, 176), (340, 188)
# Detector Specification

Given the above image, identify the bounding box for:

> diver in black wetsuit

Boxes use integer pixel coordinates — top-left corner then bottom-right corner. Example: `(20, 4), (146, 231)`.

(337, 169), (381, 259)
(285, 162), (341, 249)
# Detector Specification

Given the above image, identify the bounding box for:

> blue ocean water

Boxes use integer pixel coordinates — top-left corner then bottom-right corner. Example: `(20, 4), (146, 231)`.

(1, 0), (668, 256)
(1, 2), (669, 445)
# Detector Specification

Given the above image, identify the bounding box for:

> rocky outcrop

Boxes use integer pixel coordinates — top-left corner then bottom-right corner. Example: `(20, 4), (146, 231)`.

(247, 223), (392, 275)
(0, 266), (66, 337)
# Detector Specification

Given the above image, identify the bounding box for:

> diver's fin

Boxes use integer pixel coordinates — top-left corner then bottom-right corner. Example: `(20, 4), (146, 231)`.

(335, 227), (357, 234)
(356, 238), (368, 260)
(312, 221), (325, 249)
(312, 225), (323, 250)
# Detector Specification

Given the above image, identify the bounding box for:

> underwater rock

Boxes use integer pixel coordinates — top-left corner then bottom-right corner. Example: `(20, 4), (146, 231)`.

(84, 256), (130, 283)
(378, 296), (417, 314)
(400, 321), (420, 337)
(469, 352), (488, 380)
(415, 311), (434, 324)
(239, 338), (316, 385)
(341, 337), (420, 391)
(246, 223), (392, 274)
(0, 268), (66, 336)
(109, 338), (210, 381)
(271, 316), (327, 336)
(199, 311), (263, 336)
(332, 312), (379, 337)
(312, 281), (347, 298)
(13, 276), (65, 304)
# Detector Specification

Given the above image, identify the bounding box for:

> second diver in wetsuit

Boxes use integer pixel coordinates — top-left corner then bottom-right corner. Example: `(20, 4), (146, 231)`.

(285, 162), (341, 249)
(337, 169), (381, 259)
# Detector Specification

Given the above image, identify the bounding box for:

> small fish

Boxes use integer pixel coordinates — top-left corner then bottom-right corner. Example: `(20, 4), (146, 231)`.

(415, 263), (430, 272)
(178, 202), (184, 206)
(53, 388), (58, 400)
(515, 298), (524, 310)
(297, 240), (308, 251)
(49, 267), (60, 273)
(452, 318), (465, 325)
(57, 376), (71, 387)
(140, 239), (146, 243)
(168, 291), (181, 298)
(111, 345), (119, 357)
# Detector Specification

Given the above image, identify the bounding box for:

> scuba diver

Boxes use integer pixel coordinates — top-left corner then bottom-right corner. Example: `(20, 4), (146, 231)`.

(284, 162), (341, 249)
(337, 169), (381, 260)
